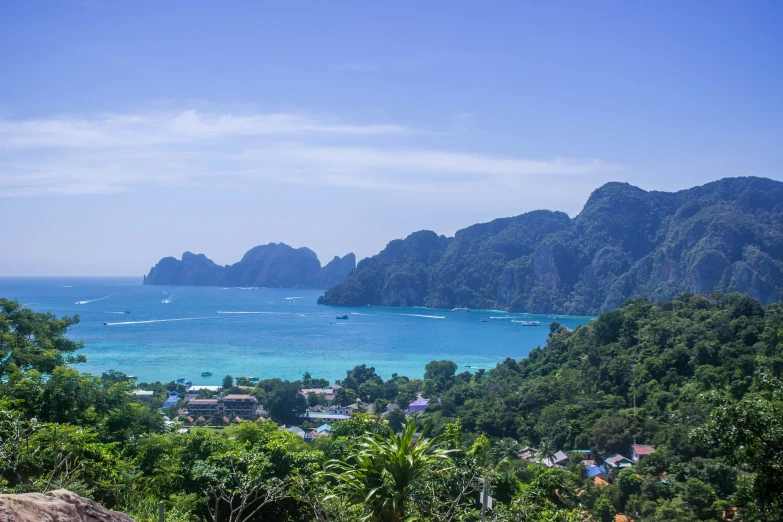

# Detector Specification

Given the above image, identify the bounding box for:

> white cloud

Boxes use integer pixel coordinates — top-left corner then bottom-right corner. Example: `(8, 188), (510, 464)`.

(0, 109), (619, 196)
(0, 110), (408, 149)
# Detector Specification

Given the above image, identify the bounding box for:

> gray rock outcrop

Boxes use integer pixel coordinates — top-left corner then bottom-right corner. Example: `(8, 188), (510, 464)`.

(0, 489), (135, 522)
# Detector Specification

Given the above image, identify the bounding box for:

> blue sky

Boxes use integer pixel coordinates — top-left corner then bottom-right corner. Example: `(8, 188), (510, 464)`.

(1, 1), (781, 275)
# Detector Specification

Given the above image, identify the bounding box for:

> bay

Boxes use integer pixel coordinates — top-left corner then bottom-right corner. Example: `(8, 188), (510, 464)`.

(0, 277), (593, 384)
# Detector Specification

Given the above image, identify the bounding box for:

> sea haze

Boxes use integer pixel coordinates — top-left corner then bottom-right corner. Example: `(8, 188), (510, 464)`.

(0, 277), (593, 384)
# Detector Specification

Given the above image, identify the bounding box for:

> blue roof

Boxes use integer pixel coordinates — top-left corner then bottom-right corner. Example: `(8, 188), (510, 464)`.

(586, 465), (607, 478)
(317, 424), (332, 433)
(162, 392), (180, 408)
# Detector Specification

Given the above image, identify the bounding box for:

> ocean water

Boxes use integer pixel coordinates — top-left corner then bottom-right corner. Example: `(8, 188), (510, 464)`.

(0, 277), (593, 384)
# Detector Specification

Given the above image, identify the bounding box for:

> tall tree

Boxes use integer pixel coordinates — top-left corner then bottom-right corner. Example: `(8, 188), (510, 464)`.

(0, 299), (84, 378)
(263, 381), (306, 426)
(326, 420), (452, 522)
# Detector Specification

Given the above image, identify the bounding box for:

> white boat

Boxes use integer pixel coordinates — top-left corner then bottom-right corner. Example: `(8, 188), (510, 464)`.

(512, 320), (541, 326)
(452, 307), (471, 312)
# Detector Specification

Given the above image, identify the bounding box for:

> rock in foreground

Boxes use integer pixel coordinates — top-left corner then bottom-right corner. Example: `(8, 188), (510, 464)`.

(0, 489), (135, 522)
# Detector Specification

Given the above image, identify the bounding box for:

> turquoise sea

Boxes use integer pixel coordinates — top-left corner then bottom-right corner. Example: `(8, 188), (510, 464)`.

(0, 277), (593, 384)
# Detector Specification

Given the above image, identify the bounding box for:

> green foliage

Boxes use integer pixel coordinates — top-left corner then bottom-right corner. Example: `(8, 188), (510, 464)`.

(325, 420), (453, 522)
(0, 299), (84, 378)
(263, 381), (307, 426)
(334, 387), (357, 407)
(3, 295), (783, 520)
(695, 370), (783, 519)
(385, 409), (407, 433)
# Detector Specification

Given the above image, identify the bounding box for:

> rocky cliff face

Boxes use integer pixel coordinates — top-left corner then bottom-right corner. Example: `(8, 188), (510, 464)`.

(0, 489), (135, 522)
(319, 177), (783, 314)
(144, 243), (355, 288)
(315, 253), (357, 288)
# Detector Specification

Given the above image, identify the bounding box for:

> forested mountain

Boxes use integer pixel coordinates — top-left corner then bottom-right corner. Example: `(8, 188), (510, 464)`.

(144, 243), (355, 288)
(320, 177), (783, 314)
(332, 292), (783, 520)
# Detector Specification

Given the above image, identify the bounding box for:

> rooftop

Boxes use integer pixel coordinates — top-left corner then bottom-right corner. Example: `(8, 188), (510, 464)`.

(543, 450), (570, 468)
(223, 394), (256, 400)
(631, 444), (656, 455)
(300, 386), (341, 396)
(586, 465), (608, 478)
(188, 399), (219, 405)
(301, 413), (350, 420)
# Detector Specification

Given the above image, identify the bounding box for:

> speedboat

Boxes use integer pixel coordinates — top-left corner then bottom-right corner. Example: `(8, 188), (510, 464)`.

(452, 307), (471, 312)
(336, 315), (348, 320)
(201, 372), (212, 377)
(176, 377), (186, 382)
(103, 322), (108, 326)
(249, 376), (259, 382)
(184, 380), (192, 387)
(123, 310), (130, 314)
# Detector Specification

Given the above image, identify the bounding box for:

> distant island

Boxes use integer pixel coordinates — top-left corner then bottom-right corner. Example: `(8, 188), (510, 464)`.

(144, 243), (355, 288)
(320, 176), (783, 314)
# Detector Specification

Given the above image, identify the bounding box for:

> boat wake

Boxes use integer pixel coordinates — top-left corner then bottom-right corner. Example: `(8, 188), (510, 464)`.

(75, 294), (112, 305)
(162, 299), (171, 304)
(489, 316), (513, 319)
(105, 317), (218, 326)
(350, 312), (372, 316)
(400, 313), (446, 319)
(217, 311), (305, 316)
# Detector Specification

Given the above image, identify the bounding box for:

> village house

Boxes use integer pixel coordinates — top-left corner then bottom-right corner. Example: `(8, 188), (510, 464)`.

(132, 390), (154, 403)
(571, 449), (593, 461)
(222, 394), (258, 419)
(518, 447), (538, 460)
(184, 394), (258, 420)
(604, 453), (635, 469)
(161, 391), (180, 409)
(347, 402), (370, 415)
(586, 465), (610, 481)
(299, 386), (342, 405)
(630, 444), (655, 463)
(406, 398), (429, 413)
(543, 450), (570, 468)
(186, 398), (219, 418)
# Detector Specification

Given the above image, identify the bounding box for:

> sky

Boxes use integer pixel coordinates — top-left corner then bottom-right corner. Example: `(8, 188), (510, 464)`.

(1, 1), (782, 276)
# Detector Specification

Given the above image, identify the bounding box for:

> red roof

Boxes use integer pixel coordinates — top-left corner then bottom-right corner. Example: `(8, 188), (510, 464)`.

(631, 444), (655, 455)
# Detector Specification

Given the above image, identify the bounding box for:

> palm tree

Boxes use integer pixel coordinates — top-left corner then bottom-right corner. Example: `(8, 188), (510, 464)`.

(325, 420), (453, 522)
